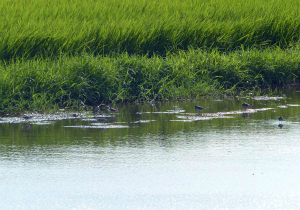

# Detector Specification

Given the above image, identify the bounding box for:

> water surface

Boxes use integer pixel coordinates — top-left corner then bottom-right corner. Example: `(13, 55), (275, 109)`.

(1, 88), (300, 209)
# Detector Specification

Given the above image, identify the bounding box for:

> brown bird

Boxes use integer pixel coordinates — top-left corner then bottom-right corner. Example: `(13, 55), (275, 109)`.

(108, 106), (118, 113)
(242, 102), (252, 109)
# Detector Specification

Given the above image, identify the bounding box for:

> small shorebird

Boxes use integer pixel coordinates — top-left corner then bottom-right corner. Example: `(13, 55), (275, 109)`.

(242, 102), (252, 109)
(108, 106), (118, 113)
(22, 124), (32, 130)
(79, 100), (87, 111)
(79, 100), (85, 107)
(92, 106), (100, 115)
(23, 116), (32, 120)
(278, 116), (283, 121)
(72, 113), (79, 117)
(195, 105), (205, 115)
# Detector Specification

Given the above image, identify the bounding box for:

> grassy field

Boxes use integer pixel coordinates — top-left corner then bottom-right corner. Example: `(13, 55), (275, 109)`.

(0, 0), (300, 113)
(1, 0), (300, 59)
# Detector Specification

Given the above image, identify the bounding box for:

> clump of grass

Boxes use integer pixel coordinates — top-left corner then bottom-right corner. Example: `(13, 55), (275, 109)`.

(1, 46), (300, 113)
(0, 0), (300, 59)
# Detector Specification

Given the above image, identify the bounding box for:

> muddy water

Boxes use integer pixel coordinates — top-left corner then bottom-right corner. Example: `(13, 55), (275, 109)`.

(1, 88), (300, 209)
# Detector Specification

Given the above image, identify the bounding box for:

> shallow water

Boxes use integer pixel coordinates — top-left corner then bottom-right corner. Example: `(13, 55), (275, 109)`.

(1, 88), (300, 209)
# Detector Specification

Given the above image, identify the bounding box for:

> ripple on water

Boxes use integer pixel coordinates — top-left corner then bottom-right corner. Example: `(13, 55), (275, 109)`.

(170, 119), (195, 122)
(176, 115), (234, 121)
(29, 121), (54, 125)
(178, 108), (273, 119)
(64, 125), (129, 129)
(136, 110), (185, 114)
(132, 120), (156, 124)
(253, 96), (285, 100)
(0, 112), (89, 124)
(176, 115), (213, 121)
(287, 104), (300, 107)
(278, 105), (288, 108)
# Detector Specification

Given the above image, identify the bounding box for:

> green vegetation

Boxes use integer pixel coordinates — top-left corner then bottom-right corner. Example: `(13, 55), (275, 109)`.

(0, 0), (300, 113)
(1, 0), (300, 58)
(1, 47), (300, 113)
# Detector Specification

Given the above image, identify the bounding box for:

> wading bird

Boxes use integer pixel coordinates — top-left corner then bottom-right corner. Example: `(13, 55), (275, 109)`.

(278, 116), (283, 121)
(79, 100), (87, 111)
(23, 116), (32, 120)
(195, 105), (205, 115)
(72, 113), (79, 117)
(242, 102), (252, 109)
(92, 106), (100, 115)
(108, 106), (118, 113)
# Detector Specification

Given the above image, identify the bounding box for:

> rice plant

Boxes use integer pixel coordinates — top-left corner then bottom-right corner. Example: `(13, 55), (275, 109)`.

(0, 0), (299, 59)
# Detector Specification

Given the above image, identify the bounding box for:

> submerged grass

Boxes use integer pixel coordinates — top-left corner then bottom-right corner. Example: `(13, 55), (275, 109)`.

(1, 46), (299, 113)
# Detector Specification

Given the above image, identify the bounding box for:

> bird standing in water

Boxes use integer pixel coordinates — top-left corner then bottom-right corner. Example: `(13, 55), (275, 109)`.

(195, 105), (205, 115)
(92, 106), (100, 115)
(23, 116), (32, 120)
(278, 116), (283, 121)
(108, 106), (118, 113)
(242, 102), (252, 109)
(72, 113), (79, 117)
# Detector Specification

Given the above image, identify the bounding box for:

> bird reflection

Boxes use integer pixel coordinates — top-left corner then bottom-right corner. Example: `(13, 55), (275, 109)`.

(109, 118), (117, 123)
(278, 124), (284, 129)
(242, 113), (251, 118)
(21, 124), (32, 130)
(97, 118), (108, 123)
(73, 122), (80, 126)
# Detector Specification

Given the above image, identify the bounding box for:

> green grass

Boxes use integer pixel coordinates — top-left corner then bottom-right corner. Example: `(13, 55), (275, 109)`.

(1, 0), (300, 113)
(1, 46), (299, 113)
(0, 0), (300, 59)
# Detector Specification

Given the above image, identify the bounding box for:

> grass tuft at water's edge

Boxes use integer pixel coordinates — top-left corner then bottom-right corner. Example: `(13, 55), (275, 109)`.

(1, 46), (299, 113)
